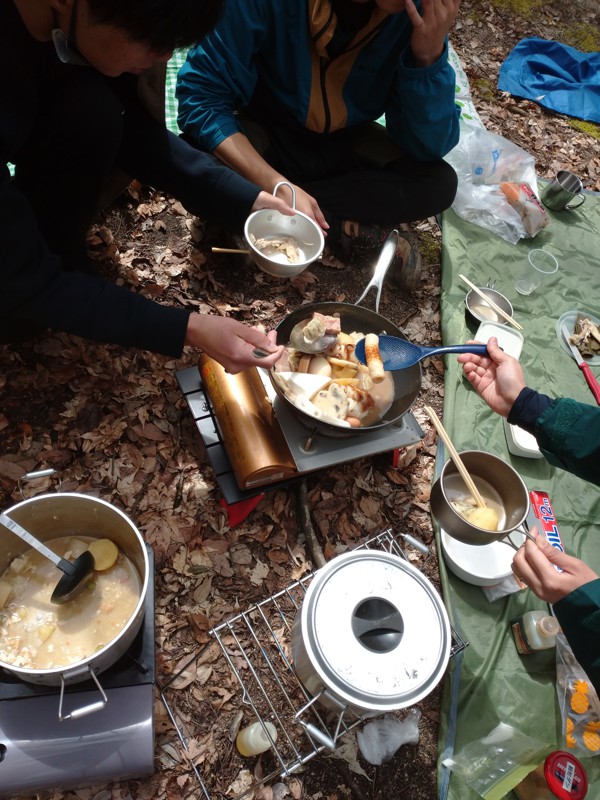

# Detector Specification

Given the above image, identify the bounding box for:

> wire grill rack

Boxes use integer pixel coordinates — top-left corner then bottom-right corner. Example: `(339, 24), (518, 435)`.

(159, 529), (467, 799)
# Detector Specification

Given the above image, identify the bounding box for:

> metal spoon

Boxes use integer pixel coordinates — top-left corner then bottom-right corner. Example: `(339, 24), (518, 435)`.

(355, 335), (489, 370)
(251, 318), (338, 357)
(286, 319), (338, 354)
(0, 512), (95, 604)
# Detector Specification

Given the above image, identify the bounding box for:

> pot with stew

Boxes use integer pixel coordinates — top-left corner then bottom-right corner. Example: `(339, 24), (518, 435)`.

(268, 230), (422, 438)
(270, 304), (421, 438)
(0, 492), (149, 687)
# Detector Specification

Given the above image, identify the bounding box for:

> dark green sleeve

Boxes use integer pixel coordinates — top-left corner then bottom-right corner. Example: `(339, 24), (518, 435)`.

(535, 398), (600, 487)
(554, 579), (600, 695)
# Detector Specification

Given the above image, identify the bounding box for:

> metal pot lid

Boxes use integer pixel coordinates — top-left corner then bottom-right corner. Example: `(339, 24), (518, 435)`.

(300, 550), (451, 710)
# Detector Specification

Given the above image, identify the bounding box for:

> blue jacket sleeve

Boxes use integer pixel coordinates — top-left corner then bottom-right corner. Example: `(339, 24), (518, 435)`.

(177, 0), (272, 152)
(554, 578), (600, 695)
(385, 40), (461, 161)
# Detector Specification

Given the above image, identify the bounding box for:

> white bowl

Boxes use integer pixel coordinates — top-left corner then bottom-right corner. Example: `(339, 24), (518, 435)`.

(440, 528), (525, 586)
(244, 209), (324, 278)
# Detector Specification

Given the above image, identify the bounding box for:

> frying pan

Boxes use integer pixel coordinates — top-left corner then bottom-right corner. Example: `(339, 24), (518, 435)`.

(269, 234), (421, 437)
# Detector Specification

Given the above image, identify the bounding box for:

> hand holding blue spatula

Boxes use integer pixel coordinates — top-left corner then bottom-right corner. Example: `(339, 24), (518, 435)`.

(355, 335), (489, 370)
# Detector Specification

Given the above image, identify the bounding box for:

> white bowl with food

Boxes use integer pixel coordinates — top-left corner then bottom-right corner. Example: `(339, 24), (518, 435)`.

(556, 310), (600, 365)
(244, 182), (324, 278)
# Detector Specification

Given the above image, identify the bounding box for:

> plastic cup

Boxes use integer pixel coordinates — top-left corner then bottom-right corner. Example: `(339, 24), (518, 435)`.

(515, 249), (558, 296)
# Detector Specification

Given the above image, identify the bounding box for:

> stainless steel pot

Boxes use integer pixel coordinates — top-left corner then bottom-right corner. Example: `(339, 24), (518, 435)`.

(0, 493), (149, 692)
(291, 550), (451, 716)
(430, 450), (530, 546)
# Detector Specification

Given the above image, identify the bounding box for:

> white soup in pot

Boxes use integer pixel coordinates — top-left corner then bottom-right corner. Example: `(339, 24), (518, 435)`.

(0, 535), (141, 670)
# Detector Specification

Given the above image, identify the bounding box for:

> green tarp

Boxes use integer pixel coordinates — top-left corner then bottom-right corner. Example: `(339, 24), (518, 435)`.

(436, 186), (600, 799)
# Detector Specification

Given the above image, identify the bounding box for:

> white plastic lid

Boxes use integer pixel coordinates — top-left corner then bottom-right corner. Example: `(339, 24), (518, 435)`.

(475, 321), (524, 360)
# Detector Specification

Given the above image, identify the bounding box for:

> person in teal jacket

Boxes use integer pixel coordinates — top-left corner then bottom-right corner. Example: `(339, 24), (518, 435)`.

(459, 337), (600, 692)
(176, 0), (461, 287)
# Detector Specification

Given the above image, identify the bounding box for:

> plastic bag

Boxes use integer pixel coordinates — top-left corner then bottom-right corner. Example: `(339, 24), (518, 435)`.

(357, 708), (420, 765)
(556, 632), (600, 758)
(442, 722), (552, 800)
(445, 127), (548, 244)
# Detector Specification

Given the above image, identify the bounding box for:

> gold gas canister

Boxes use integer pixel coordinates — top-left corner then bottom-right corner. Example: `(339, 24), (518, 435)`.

(199, 355), (296, 490)
(513, 751), (588, 800)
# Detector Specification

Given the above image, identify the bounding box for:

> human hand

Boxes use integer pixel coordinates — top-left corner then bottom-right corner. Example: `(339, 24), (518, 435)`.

(258, 181), (329, 234)
(185, 313), (285, 373)
(406, 0), (461, 66)
(512, 527), (599, 604)
(252, 190), (296, 218)
(457, 337), (526, 417)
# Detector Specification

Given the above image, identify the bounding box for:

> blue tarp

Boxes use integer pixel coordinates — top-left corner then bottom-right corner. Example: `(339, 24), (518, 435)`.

(498, 37), (600, 124)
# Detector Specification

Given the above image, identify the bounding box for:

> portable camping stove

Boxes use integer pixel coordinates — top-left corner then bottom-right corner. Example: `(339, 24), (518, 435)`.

(160, 530), (467, 800)
(0, 546), (156, 800)
(176, 359), (423, 504)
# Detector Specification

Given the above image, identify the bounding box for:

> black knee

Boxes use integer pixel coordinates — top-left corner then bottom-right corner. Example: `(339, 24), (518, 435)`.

(437, 159), (459, 211)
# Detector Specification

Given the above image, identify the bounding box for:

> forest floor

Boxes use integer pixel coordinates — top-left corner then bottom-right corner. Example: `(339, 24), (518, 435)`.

(0, 1), (598, 799)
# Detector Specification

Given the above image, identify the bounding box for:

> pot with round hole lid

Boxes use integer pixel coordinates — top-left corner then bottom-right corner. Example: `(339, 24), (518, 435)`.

(291, 550), (451, 716)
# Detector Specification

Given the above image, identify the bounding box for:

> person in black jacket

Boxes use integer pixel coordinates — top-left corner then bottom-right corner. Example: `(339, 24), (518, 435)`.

(1, 0), (290, 372)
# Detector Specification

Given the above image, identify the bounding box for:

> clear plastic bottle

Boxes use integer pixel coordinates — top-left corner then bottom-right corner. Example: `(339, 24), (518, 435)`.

(511, 611), (560, 655)
(236, 721), (277, 756)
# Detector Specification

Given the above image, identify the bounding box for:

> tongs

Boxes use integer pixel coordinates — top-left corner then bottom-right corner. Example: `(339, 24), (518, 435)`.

(353, 229), (399, 314)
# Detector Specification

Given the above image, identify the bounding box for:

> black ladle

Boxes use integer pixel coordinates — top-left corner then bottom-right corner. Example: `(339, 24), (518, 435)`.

(0, 511), (95, 604)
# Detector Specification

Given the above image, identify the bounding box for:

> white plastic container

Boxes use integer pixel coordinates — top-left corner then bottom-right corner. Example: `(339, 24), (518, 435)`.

(236, 721), (277, 756)
(511, 610), (560, 655)
(503, 419), (543, 459)
(475, 320), (524, 360)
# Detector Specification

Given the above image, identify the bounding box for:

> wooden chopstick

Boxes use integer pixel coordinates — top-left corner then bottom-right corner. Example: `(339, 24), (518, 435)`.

(211, 246), (251, 254)
(459, 274), (524, 331)
(424, 405), (487, 508)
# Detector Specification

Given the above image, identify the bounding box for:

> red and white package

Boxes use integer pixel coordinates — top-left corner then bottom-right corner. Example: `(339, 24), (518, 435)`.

(529, 490), (565, 570)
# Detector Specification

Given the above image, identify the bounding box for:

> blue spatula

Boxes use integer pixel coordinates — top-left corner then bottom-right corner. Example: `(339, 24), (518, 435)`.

(355, 335), (488, 370)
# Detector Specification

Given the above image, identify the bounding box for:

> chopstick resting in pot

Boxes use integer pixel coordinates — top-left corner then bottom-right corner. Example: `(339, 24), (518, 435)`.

(459, 275), (524, 331)
(424, 405), (487, 508)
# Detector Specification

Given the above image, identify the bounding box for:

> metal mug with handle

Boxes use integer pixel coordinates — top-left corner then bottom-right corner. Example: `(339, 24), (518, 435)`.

(541, 170), (586, 211)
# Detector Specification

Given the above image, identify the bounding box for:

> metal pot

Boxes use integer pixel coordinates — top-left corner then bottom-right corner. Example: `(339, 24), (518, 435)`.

(291, 550), (451, 716)
(270, 234), (421, 438)
(430, 450), (530, 546)
(0, 492), (149, 689)
(244, 182), (324, 278)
